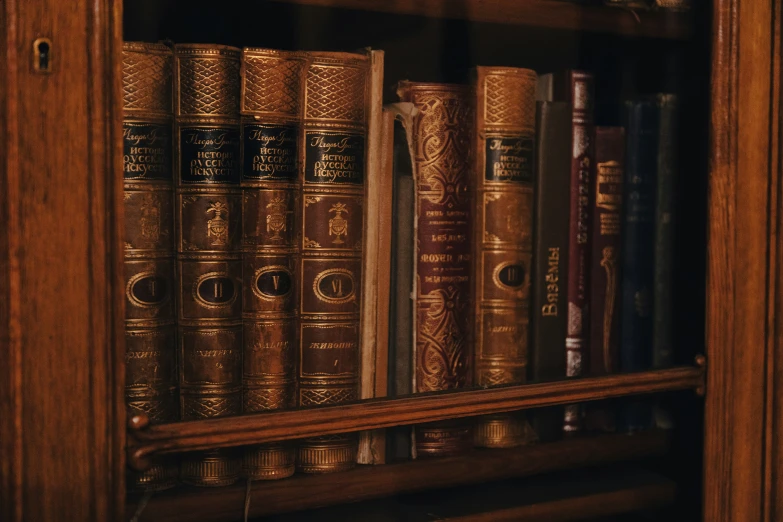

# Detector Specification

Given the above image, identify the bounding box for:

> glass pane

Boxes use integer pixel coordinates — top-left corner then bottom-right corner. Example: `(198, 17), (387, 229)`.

(123, 1), (706, 518)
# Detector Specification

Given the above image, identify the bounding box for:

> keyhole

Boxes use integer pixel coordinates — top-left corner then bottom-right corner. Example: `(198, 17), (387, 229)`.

(33, 38), (52, 73)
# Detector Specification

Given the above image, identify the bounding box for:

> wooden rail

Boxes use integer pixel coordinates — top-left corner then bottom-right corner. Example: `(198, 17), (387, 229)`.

(128, 361), (704, 470)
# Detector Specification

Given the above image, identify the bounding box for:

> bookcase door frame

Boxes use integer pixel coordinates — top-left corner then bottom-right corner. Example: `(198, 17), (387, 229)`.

(0, 0), (125, 521)
(0, 0), (780, 520)
(704, 0), (783, 520)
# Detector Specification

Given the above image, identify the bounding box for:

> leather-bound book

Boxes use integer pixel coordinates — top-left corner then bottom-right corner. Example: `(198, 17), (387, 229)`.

(653, 95), (678, 369)
(585, 126), (625, 432)
(297, 51), (371, 473)
(239, 48), (305, 480)
(122, 41), (178, 492)
(472, 67), (537, 448)
(621, 99), (659, 431)
(174, 44), (243, 486)
(397, 81), (474, 457)
(529, 101), (570, 442)
(541, 71), (595, 433)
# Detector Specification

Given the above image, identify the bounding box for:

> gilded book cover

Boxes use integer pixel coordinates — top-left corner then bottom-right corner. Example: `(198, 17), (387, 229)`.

(174, 44), (243, 487)
(472, 67), (537, 448)
(239, 47), (306, 480)
(298, 51), (371, 473)
(122, 41), (178, 491)
(397, 81), (474, 457)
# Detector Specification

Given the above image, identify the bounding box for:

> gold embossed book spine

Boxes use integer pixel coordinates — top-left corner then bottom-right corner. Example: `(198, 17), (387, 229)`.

(397, 81), (474, 458)
(122, 41), (178, 491)
(472, 67), (537, 448)
(240, 48), (305, 480)
(298, 51), (370, 473)
(174, 44), (243, 487)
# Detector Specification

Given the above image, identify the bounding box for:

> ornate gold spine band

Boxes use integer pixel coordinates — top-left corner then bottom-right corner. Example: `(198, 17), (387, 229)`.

(239, 47), (306, 480)
(297, 51), (371, 473)
(396, 81), (474, 457)
(122, 41), (178, 491)
(174, 43), (243, 487)
(472, 67), (537, 448)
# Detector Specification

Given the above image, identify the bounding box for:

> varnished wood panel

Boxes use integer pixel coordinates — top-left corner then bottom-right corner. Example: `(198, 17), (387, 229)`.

(266, 0), (691, 40)
(128, 431), (670, 522)
(128, 365), (703, 467)
(704, 0), (779, 520)
(0, 1), (125, 521)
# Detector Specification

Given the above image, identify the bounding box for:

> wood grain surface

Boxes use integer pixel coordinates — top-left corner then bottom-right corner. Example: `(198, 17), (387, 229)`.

(128, 365), (703, 468)
(127, 431), (671, 522)
(0, 0), (125, 521)
(704, 0), (780, 520)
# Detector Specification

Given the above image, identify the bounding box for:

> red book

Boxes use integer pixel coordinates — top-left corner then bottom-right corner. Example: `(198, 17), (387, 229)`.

(549, 71), (595, 433)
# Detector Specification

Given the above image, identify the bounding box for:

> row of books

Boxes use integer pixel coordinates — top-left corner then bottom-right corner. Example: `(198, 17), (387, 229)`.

(122, 41), (678, 492)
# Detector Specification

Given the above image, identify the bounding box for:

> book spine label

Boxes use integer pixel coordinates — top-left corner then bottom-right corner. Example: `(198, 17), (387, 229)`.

(122, 41), (178, 491)
(589, 127), (625, 376)
(398, 81), (473, 457)
(298, 52), (370, 473)
(585, 126), (625, 433)
(473, 67), (537, 448)
(175, 44), (243, 486)
(653, 95), (677, 368)
(564, 72), (595, 433)
(530, 101), (570, 441)
(240, 49), (305, 480)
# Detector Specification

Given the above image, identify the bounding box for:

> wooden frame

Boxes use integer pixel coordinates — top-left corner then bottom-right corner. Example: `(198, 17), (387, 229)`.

(0, 1), (126, 521)
(0, 0), (780, 520)
(703, 0), (782, 520)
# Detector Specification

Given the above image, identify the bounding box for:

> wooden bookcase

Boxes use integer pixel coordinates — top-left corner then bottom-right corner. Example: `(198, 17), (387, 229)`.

(0, 0), (781, 521)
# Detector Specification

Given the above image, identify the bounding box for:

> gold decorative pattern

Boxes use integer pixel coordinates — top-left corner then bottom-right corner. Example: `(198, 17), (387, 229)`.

(413, 91), (472, 209)
(305, 58), (367, 123)
(300, 387), (356, 405)
(175, 45), (241, 117)
(417, 287), (469, 392)
(122, 42), (172, 115)
(244, 387), (289, 411)
(484, 69), (537, 130)
(242, 50), (303, 116)
(474, 67), (537, 449)
(600, 246), (618, 373)
(182, 396), (240, 419)
(181, 449), (241, 487)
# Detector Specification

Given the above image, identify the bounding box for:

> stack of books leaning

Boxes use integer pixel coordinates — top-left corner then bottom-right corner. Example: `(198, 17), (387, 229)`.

(122, 41), (679, 491)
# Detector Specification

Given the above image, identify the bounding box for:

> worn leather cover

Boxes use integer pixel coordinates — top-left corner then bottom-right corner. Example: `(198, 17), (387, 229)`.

(472, 67), (537, 448)
(174, 44), (243, 487)
(621, 99), (659, 432)
(584, 126), (625, 433)
(297, 51), (370, 473)
(397, 81), (474, 458)
(122, 41), (178, 491)
(530, 101), (570, 442)
(238, 47), (305, 481)
(554, 71), (595, 433)
(589, 127), (625, 377)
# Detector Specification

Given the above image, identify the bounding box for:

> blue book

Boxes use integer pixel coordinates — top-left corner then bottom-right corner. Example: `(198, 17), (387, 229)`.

(620, 99), (660, 431)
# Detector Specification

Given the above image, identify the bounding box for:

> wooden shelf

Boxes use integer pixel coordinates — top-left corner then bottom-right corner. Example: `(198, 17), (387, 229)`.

(127, 431), (672, 522)
(267, 0), (692, 40)
(128, 364), (704, 470)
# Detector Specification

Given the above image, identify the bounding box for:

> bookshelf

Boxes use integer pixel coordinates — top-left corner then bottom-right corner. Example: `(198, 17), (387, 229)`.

(0, 1), (780, 522)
